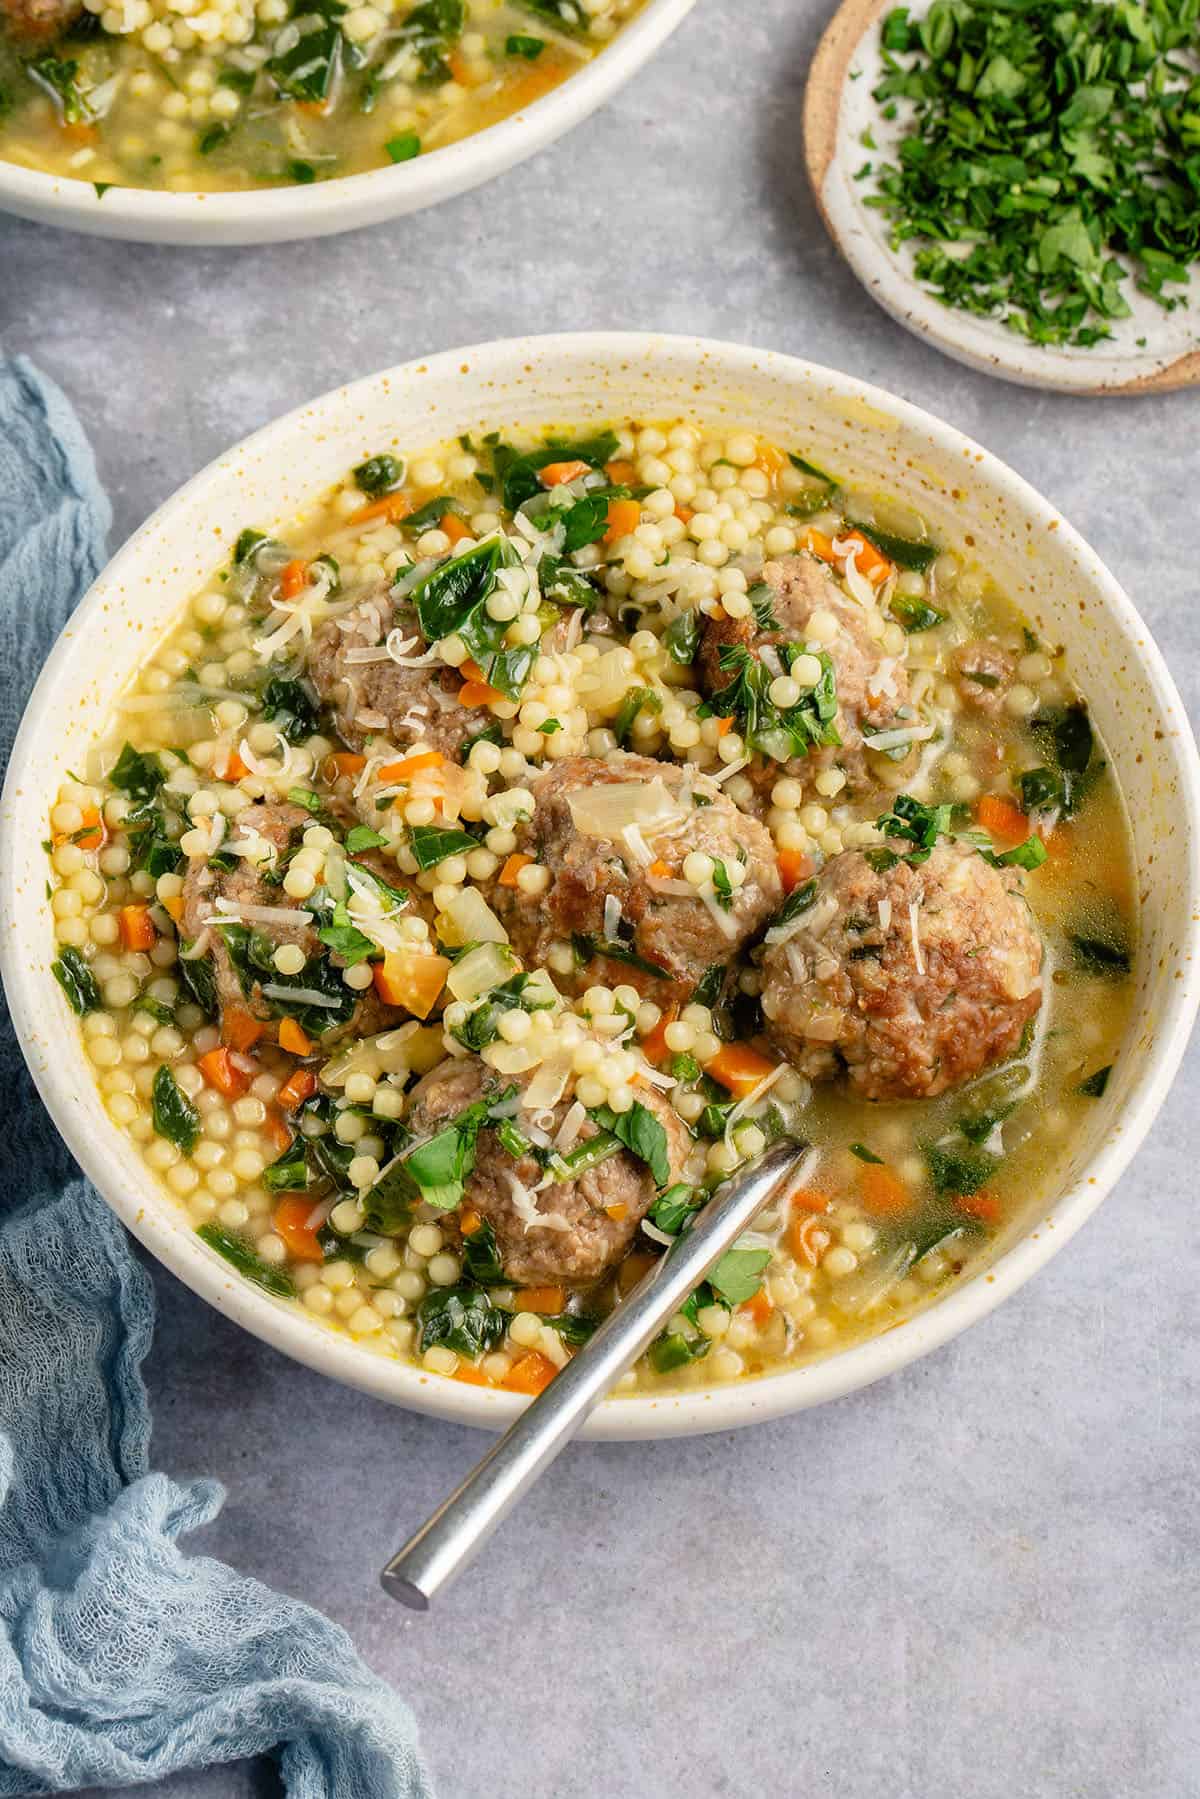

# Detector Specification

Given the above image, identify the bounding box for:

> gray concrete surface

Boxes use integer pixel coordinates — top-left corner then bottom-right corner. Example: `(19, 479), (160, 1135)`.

(2, 2), (1198, 1795)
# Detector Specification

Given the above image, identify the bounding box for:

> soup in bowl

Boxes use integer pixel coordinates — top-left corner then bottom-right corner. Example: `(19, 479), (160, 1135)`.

(3, 335), (1197, 1438)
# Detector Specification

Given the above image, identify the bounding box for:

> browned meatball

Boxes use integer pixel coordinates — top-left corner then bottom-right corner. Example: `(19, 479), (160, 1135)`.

(1, 0), (82, 38)
(698, 553), (915, 803)
(308, 586), (474, 760)
(406, 1057), (690, 1286)
(491, 753), (782, 1003)
(180, 801), (405, 1046)
(954, 638), (1016, 715)
(761, 842), (1043, 1101)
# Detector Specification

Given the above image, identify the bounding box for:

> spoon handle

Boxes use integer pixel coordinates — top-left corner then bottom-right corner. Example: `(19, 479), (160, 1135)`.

(380, 1139), (807, 1610)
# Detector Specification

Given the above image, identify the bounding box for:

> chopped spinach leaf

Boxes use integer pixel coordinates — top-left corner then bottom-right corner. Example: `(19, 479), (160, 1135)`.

(417, 1283), (508, 1358)
(1077, 1064), (1112, 1098)
(151, 1064), (199, 1155)
(51, 946), (100, 1015)
(588, 1101), (670, 1187)
(198, 1222), (295, 1297)
(409, 823), (477, 869)
(262, 676), (320, 745)
(662, 607), (701, 664)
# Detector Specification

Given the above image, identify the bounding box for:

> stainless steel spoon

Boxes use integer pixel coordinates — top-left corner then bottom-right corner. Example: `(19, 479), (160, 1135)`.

(380, 1138), (808, 1610)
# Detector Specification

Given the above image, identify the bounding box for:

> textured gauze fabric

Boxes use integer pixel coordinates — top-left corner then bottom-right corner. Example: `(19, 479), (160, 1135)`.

(0, 352), (434, 1799)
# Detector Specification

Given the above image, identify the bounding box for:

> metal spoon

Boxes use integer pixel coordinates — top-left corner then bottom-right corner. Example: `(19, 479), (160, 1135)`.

(380, 1139), (807, 1610)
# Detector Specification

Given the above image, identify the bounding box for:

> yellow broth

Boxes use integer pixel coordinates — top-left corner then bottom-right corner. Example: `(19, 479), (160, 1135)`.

(0, 0), (644, 192)
(45, 418), (1136, 1397)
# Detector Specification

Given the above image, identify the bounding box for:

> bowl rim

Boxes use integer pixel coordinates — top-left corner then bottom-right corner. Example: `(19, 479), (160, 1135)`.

(4, 329), (1199, 1441)
(0, 0), (696, 239)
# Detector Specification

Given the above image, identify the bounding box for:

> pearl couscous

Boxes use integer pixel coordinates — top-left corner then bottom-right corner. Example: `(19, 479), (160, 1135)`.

(46, 418), (1135, 1397)
(0, 0), (643, 191)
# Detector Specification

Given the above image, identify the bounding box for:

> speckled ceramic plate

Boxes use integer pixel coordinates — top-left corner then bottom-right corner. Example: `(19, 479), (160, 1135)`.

(805, 0), (1200, 395)
(3, 333), (1199, 1439)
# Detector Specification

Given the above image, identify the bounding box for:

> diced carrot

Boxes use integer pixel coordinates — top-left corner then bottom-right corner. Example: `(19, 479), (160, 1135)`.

(273, 1196), (325, 1263)
(119, 905), (157, 951)
(802, 527), (838, 564)
(54, 804), (105, 851)
(858, 1162), (910, 1215)
(639, 1004), (678, 1065)
(349, 491), (413, 527)
(372, 949), (451, 1018)
(222, 1005), (265, 1053)
(278, 1017), (313, 1057)
(453, 1363), (491, 1386)
(842, 531), (895, 585)
(777, 848), (816, 893)
(538, 459), (590, 488)
(788, 1213), (832, 1266)
(376, 750), (445, 783)
(163, 894), (185, 923)
(457, 682), (497, 708)
(324, 751), (367, 782)
(279, 558), (308, 601)
(515, 1286), (566, 1315)
(958, 1189), (1002, 1224)
(276, 1067), (318, 1113)
(704, 1042), (780, 1099)
(647, 858), (672, 879)
(753, 443), (786, 476)
(976, 792), (1029, 848)
(197, 1046), (251, 1100)
(605, 459), (637, 485)
(264, 1107), (293, 1153)
(739, 1288), (774, 1326)
(503, 1351), (559, 1396)
(448, 48), (482, 85)
(715, 715), (733, 737)
(221, 747), (249, 782)
(790, 1187), (830, 1215)
(498, 853), (533, 888)
(605, 1202), (629, 1222)
(459, 1208), (482, 1238)
(675, 505), (694, 525)
(441, 512), (471, 544)
(63, 121), (97, 144)
(604, 497), (642, 543)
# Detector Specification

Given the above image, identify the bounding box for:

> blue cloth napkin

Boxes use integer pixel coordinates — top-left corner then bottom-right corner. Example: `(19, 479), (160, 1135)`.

(0, 354), (434, 1799)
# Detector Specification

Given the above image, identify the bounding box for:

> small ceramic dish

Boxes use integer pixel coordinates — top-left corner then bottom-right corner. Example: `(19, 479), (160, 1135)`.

(3, 331), (1198, 1438)
(805, 0), (1200, 395)
(0, 0), (694, 246)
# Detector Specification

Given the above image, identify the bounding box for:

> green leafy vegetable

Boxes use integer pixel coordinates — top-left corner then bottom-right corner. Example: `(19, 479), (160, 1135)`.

(506, 31), (544, 56)
(490, 430), (619, 514)
(353, 453), (403, 496)
(1068, 930), (1132, 977)
(345, 824), (389, 853)
(409, 823), (478, 869)
(708, 1246), (772, 1305)
(407, 536), (532, 698)
(27, 54), (90, 123)
(397, 0), (464, 80)
(571, 932), (670, 981)
(663, 607), (701, 664)
(51, 946), (101, 1015)
(262, 1140), (311, 1193)
(692, 964), (726, 1008)
(649, 1331), (710, 1373)
(267, 0), (348, 103)
(768, 879), (816, 932)
(232, 528), (266, 565)
(403, 494), (467, 533)
(698, 643), (840, 763)
(176, 946), (219, 1018)
(926, 1141), (999, 1199)
(588, 1101), (671, 1187)
(850, 1142), (884, 1164)
(646, 1184), (701, 1236)
(461, 1217), (506, 1284)
(613, 686), (662, 748)
(109, 743), (165, 803)
(151, 1065), (199, 1154)
(262, 676), (320, 745)
(890, 594), (946, 633)
(875, 793), (955, 864)
(788, 452), (837, 487)
(198, 1222), (295, 1296)
(855, 524), (938, 572)
(417, 1283), (508, 1357)
(1077, 1064), (1112, 1098)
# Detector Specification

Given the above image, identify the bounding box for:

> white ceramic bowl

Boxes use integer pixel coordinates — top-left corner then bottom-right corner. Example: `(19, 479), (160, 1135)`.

(0, 0), (694, 245)
(4, 332), (1198, 1439)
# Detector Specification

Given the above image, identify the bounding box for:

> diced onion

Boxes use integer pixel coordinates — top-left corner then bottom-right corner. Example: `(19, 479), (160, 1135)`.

(260, 983), (342, 1008)
(567, 779), (687, 841)
(446, 942), (519, 1003)
(439, 886), (508, 948)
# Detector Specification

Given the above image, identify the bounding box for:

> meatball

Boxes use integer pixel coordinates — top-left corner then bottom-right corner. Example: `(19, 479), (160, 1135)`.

(406, 1056), (690, 1286)
(697, 553), (915, 802)
(1, 0), (82, 38)
(491, 753), (782, 1003)
(954, 638), (1016, 715)
(761, 842), (1043, 1101)
(180, 801), (405, 1046)
(308, 585), (474, 760)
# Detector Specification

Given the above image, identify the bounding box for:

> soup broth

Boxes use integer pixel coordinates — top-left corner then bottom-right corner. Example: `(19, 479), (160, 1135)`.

(0, 0), (643, 191)
(45, 417), (1136, 1398)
